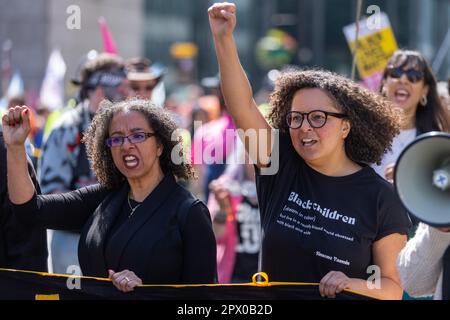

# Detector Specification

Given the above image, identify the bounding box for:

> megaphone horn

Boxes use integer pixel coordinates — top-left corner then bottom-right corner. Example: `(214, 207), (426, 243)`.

(394, 132), (450, 227)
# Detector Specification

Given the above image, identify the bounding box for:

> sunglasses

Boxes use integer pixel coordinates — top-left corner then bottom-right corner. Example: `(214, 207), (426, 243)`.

(386, 67), (424, 84)
(106, 132), (156, 148)
(286, 110), (347, 129)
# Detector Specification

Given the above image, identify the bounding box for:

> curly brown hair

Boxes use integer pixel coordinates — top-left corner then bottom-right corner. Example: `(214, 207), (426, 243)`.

(268, 69), (402, 165)
(83, 98), (194, 188)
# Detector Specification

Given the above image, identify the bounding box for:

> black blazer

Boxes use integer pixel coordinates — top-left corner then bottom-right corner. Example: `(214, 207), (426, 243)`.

(13, 174), (217, 284)
(0, 133), (47, 272)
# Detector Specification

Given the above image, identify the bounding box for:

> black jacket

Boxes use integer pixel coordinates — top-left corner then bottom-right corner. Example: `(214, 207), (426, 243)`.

(0, 133), (48, 272)
(12, 174), (217, 284)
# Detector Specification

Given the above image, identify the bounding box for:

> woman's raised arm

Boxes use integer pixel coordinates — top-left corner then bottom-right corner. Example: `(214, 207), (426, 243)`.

(2, 106), (35, 205)
(208, 2), (273, 168)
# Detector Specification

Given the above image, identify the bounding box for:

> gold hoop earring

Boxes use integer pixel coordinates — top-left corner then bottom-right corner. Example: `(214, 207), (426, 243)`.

(420, 95), (428, 106)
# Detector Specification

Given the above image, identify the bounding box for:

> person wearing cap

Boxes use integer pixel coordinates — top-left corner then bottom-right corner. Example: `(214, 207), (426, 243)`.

(126, 57), (164, 101)
(38, 52), (128, 275)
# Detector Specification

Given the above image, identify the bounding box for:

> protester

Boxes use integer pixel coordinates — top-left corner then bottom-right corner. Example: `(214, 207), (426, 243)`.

(38, 53), (129, 274)
(190, 74), (236, 201)
(208, 2), (411, 299)
(2, 99), (216, 292)
(0, 128), (47, 272)
(208, 141), (260, 283)
(395, 77), (450, 300)
(397, 224), (450, 300)
(374, 50), (450, 183)
(30, 102), (51, 157)
(126, 57), (164, 101)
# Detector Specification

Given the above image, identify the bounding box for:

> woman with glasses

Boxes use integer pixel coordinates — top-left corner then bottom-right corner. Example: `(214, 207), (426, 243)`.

(2, 99), (216, 292)
(209, 2), (411, 299)
(374, 50), (450, 182)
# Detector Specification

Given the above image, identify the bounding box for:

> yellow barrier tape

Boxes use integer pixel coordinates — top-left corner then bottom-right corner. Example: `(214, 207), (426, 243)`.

(35, 294), (60, 300)
(0, 268), (376, 299)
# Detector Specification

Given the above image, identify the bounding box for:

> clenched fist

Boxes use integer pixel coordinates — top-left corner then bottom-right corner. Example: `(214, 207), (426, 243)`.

(1, 105), (31, 147)
(208, 2), (237, 38)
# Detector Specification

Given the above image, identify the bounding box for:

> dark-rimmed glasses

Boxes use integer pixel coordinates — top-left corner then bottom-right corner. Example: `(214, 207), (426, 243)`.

(386, 67), (424, 84)
(106, 132), (156, 148)
(286, 110), (347, 129)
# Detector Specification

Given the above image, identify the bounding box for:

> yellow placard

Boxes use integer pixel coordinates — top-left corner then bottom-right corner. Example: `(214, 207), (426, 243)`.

(170, 42), (198, 59)
(348, 27), (398, 78)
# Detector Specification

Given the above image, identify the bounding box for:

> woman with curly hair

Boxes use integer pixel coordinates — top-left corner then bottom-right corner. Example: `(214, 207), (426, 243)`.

(2, 99), (216, 292)
(374, 50), (450, 182)
(209, 2), (411, 299)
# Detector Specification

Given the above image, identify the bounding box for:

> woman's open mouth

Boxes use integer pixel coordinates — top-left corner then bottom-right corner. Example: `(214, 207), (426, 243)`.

(394, 89), (411, 103)
(301, 138), (317, 147)
(123, 155), (140, 169)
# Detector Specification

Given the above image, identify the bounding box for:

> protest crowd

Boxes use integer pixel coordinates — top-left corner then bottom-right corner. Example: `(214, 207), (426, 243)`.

(1, 1), (450, 301)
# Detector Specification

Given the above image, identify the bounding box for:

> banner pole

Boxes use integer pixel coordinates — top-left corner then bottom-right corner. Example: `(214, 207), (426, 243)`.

(351, 0), (363, 81)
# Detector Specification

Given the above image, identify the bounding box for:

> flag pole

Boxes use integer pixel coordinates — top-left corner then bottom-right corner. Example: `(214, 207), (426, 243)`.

(351, 0), (363, 81)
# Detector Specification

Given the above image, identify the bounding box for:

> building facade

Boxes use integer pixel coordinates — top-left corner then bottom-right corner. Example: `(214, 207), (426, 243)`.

(1, 0), (449, 99)
(0, 0), (144, 98)
(143, 0), (450, 92)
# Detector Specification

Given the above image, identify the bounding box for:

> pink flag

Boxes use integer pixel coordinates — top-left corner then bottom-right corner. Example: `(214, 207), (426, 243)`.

(98, 17), (118, 54)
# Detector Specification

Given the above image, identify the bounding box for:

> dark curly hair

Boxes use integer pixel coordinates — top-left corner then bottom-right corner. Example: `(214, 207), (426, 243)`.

(268, 69), (402, 165)
(381, 50), (450, 134)
(83, 98), (194, 188)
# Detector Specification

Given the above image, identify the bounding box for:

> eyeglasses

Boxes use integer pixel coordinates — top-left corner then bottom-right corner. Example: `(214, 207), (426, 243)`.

(286, 110), (347, 129)
(106, 132), (156, 148)
(386, 67), (424, 84)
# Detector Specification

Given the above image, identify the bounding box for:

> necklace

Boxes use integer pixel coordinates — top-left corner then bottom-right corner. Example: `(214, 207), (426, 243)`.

(127, 195), (142, 218)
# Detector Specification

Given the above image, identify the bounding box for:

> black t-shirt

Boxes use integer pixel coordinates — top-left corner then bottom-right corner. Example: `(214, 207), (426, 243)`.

(255, 132), (411, 283)
(231, 196), (260, 282)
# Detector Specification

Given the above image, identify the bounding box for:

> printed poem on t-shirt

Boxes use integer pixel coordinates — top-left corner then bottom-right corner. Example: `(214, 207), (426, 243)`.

(277, 191), (357, 243)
